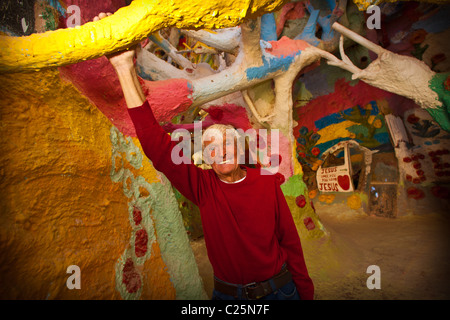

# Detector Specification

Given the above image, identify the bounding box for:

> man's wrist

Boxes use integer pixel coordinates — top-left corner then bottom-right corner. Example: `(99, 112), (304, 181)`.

(112, 62), (134, 74)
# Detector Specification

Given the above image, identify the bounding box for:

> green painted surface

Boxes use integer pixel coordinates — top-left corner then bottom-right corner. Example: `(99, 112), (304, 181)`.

(428, 72), (450, 132)
(281, 174), (307, 197)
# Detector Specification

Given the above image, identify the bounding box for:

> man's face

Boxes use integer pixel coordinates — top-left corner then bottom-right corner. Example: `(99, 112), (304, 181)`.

(203, 134), (240, 177)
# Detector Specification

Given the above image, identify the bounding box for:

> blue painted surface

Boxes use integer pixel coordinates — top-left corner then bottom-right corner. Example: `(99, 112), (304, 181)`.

(136, 64), (154, 81)
(261, 13), (278, 41)
(295, 2), (336, 44)
(246, 53), (300, 80)
(318, 14), (335, 41)
(314, 104), (380, 130)
(295, 6), (320, 46)
(324, 0), (336, 11)
(148, 35), (171, 53)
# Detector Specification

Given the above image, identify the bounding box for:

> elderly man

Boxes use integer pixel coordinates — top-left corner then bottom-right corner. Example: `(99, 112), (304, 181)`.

(100, 12), (313, 300)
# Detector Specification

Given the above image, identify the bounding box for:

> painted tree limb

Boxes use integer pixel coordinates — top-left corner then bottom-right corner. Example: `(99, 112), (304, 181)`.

(136, 46), (188, 81)
(242, 89), (273, 125)
(270, 46), (321, 131)
(331, 22), (441, 109)
(148, 32), (193, 70)
(332, 21), (385, 56)
(180, 28), (241, 54)
(0, 0), (289, 73)
(241, 18), (264, 69)
(322, 22), (448, 131)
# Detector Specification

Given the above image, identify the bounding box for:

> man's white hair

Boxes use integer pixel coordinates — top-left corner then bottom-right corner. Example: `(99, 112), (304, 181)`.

(201, 124), (239, 148)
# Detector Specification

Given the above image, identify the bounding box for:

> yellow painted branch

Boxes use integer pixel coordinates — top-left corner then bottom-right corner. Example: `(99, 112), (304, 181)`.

(0, 0), (288, 73)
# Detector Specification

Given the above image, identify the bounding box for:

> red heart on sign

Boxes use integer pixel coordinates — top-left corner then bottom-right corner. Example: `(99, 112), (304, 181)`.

(337, 175), (350, 190)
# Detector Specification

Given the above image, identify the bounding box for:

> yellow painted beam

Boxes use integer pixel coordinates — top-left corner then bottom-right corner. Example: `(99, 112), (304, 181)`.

(0, 0), (287, 73)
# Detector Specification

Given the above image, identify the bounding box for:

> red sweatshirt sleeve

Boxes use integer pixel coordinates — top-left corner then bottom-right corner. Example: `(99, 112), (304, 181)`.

(127, 100), (205, 206)
(274, 180), (314, 300)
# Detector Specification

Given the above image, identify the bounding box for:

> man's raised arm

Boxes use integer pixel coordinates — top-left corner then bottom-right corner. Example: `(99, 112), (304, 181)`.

(96, 13), (205, 206)
(97, 16), (146, 108)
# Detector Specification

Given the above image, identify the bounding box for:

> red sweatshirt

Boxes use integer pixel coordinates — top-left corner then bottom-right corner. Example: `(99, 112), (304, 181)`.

(128, 100), (314, 300)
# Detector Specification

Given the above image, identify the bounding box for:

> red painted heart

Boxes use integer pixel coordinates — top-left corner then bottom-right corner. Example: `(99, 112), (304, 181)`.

(337, 175), (350, 190)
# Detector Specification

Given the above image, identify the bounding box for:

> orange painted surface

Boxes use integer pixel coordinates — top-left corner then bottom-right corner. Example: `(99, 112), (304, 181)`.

(141, 242), (176, 300)
(267, 36), (310, 57)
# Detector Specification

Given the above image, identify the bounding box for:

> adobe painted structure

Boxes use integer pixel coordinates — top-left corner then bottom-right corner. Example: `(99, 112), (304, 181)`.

(0, 0), (449, 299)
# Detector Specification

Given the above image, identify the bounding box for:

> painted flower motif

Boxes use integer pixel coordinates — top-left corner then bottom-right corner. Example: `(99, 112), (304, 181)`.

(298, 152), (306, 158)
(373, 119), (382, 128)
(309, 189), (318, 199)
(347, 194), (362, 210)
(303, 217), (315, 230)
(297, 137), (306, 145)
(296, 195), (306, 208)
(409, 29), (427, 44)
(407, 114), (420, 124)
(407, 187), (425, 199)
(299, 126), (308, 136)
(311, 147), (320, 156)
(310, 133), (321, 142)
(368, 115), (376, 125)
(274, 172), (285, 185)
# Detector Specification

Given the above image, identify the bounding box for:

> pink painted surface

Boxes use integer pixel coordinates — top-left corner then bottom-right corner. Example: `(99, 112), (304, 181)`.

(142, 78), (194, 123)
(205, 104), (253, 130)
(58, 0), (136, 136)
(162, 103), (253, 133)
(59, 57), (137, 136)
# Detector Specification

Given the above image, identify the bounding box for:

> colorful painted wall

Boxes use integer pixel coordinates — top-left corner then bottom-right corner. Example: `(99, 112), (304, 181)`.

(291, 1), (450, 216)
(1, 0), (449, 300)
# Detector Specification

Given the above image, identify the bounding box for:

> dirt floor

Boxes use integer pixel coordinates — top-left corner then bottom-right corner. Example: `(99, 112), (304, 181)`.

(189, 202), (450, 300)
